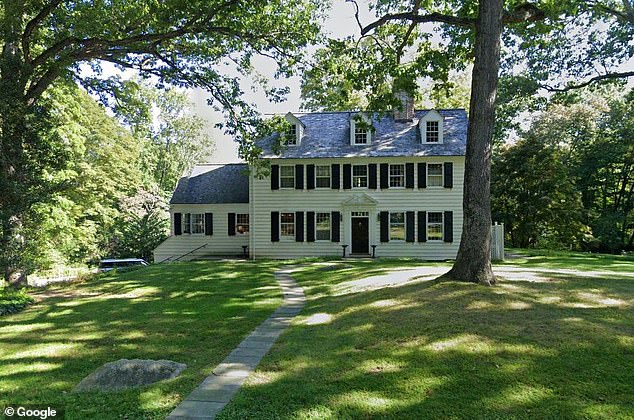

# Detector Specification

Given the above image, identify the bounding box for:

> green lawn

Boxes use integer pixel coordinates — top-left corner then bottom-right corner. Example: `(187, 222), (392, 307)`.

(0, 261), (282, 419)
(219, 253), (634, 419)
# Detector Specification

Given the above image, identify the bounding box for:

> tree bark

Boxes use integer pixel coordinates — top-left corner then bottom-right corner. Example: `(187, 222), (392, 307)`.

(445, 0), (503, 286)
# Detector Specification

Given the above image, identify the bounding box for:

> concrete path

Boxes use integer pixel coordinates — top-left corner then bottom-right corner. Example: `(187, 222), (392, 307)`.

(167, 267), (304, 420)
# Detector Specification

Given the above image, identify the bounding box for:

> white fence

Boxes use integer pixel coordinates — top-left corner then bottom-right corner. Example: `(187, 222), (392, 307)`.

(491, 223), (505, 261)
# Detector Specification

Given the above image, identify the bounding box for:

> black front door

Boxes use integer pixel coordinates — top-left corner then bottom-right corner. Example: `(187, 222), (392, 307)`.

(351, 217), (369, 254)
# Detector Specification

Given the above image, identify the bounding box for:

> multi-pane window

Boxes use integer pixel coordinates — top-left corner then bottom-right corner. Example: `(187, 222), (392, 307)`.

(192, 213), (205, 234)
(280, 165), (295, 188)
(315, 165), (330, 188)
(389, 164), (405, 188)
(354, 127), (368, 144)
(352, 165), (368, 188)
(428, 212), (443, 240)
(183, 213), (192, 234)
(428, 163), (443, 187)
(182, 213), (204, 234)
(426, 121), (439, 143)
(390, 212), (405, 241)
(285, 124), (297, 145)
(236, 213), (249, 234)
(280, 212), (295, 237)
(316, 213), (331, 240)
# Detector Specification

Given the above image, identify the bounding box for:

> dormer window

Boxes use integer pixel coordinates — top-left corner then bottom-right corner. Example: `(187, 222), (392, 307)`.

(285, 124), (298, 145)
(283, 112), (304, 146)
(350, 113), (373, 145)
(426, 121), (439, 143)
(419, 110), (444, 144)
(354, 127), (368, 144)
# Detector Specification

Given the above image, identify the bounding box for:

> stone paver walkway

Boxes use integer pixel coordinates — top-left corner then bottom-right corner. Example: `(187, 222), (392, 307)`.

(167, 267), (304, 420)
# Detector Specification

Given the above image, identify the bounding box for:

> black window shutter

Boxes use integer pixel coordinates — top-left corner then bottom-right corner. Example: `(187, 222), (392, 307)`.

(418, 163), (427, 188)
(271, 164), (279, 190)
(174, 213), (182, 236)
(380, 211), (389, 242)
(228, 213), (236, 236)
(380, 163), (389, 189)
(418, 211), (427, 242)
(368, 164), (377, 189)
(306, 164), (315, 190)
(343, 164), (352, 189)
(205, 213), (213, 236)
(295, 164), (304, 190)
(444, 162), (453, 188)
(295, 211), (304, 242)
(444, 211), (453, 242)
(331, 164), (340, 189)
(271, 212), (279, 242)
(331, 211), (340, 242)
(406, 163), (415, 189)
(406, 211), (415, 242)
(306, 211), (315, 242)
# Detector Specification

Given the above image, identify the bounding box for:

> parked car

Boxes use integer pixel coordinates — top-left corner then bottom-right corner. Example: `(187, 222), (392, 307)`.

(98, 258), (149, 272)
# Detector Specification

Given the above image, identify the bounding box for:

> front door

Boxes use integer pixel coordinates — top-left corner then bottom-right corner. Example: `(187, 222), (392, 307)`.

(351, 217), (369, 254)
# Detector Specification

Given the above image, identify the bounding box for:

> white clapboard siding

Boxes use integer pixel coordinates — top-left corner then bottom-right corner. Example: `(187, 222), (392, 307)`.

(153, 203), (249, 262)
(249, 156), (464, 260)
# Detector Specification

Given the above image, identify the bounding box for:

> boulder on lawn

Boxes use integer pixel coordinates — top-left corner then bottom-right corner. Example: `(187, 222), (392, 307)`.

(74, 359), (186, 392)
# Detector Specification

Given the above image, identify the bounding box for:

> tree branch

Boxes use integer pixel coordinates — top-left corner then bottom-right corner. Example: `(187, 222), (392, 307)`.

(361, 3), (545, 35)
(21, 0), (65, 63)
(362, 12), (475, 35)
(541, 70), (634, 92)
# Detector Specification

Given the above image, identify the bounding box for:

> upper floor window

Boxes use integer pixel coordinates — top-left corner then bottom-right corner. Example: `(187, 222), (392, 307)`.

(420, 110), (444, 143)
(354, 127), (368, 145)
(316, 212), (331, 240)
(285, 124), (298, 145)
(389, 164), (405, 188)
(427, 163), (443, 187)
(280, 165), (295, 188)
(352, 165), (368, 188)
(183, 213), (192, 234)
(315, 165), (330, 188)
(390, 212), (405, 241)
(280, 212), (295, 237)
(426, 121), (439, 143)
(236, 214), (249, 234)
(427, 212), (443, 240)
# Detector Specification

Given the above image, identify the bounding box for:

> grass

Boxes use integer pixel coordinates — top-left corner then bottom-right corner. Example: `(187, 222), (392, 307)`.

(0, 260), (283, 419)
(218, 252), (634, 419)
(502, 248), (634, 273)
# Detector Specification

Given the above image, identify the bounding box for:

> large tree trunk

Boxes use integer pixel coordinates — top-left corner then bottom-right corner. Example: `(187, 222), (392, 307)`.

(445, 0), (503, 286)
(1, 2), (30, 288)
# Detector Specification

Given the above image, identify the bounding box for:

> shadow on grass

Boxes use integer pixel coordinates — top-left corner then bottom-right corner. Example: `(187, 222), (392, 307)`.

(0, 260), (284, 419)
(219, 262), (634, 419)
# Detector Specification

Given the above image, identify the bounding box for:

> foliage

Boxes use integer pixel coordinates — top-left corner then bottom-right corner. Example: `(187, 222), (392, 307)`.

(0, 288), (33, 316)
(114, 80), (214, 193)
(0, 0), (324, 283)
(0, 260), (282, 418)
(492, 87), (634, 252)
(492, 135), (585, 249)
(105, 187), (170, 262)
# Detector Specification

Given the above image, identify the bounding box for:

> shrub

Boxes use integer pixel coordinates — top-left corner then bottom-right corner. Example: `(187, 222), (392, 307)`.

(0, 289), (35, 316)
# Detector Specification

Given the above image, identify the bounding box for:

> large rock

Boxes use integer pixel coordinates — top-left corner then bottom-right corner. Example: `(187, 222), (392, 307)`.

(74, 359), (187, 392)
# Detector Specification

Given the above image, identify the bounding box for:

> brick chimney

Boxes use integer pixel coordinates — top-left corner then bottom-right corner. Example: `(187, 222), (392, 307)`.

(393, 91), (414, 122)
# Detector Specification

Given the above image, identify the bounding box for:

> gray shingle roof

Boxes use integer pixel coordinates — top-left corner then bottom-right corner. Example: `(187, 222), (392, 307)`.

(170, 163), (249, 204)
(258, 109), (467, 159)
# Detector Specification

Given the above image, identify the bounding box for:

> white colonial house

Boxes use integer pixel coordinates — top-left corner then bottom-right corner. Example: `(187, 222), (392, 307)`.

(153, 103), (467, 262)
